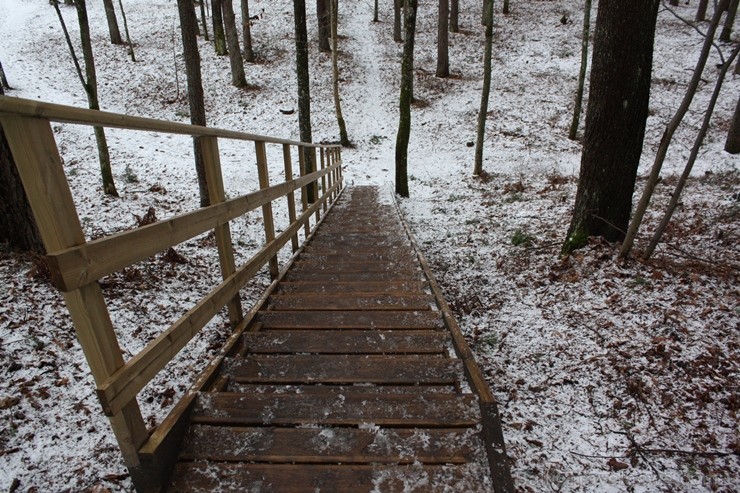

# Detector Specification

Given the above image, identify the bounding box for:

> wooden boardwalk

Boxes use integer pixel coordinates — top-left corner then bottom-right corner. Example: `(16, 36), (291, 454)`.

(166, 186), (511, 492)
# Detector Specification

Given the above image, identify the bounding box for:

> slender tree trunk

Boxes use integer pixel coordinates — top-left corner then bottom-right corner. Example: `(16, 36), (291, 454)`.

(436, 0), (450, 77)
(0, 60), (10, 89)
(317, 0), (331, 53)
(720, 0), (738, 42)
(241, 0), (254, 62)
(503, 0), (510, 15)
(294, 0), (315, 202)
(373, 0), (379, 22)
(450, 0), (459, 32)
(562, 0), (660, 255)
(0, 85), (44, 253)
(395, 0), (418, 198)
(118, 0), (135, 62)
(222, 0), (247, 87)
(568, 0), (592, 141)
(200, 0), (210, 41)
(102, 0), (123, 44)
(394, 0), (402, 42)
(619, 0), (729, 258)
(330, 0), (350, 146)
(474, 0), (494, 176)
(212, 0), (227, 55)
(725, 95), (740, 154)
(645, 45), (740, 259)
(696, 0), (709, 21)
(177, 0), (210, 207)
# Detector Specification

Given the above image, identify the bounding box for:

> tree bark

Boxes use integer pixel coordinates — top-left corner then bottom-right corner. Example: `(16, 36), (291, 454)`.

(211, 0), (227, 55)
(474, 0), (494, 176)
(436, 0), (449, 77)
(118, 0), (135, 62)
(0, 59), (11, 89)
(373, 0), (379, 22)
(619, 0), (729, 258)
(568, 0), (592, 141)
(102, 0), (123, 44)
(330, 0), (350, 146)
(562, 0), (660, 255)
(720, 0), (738, 42)
(725, 95), (740, 154)
(503, 0), (510, 15)
(200, 0), (210, 41)
(696, 0), (709, 21)
(241, 0), (254, 62)
(395, 0), (418, 198)
(0, 85), (44, 253)
(317, 0), (331, 53)
(394, 0), (402, 42)
(294, 0), (315, 202)
(222, 0), (247, 87)
(177, 0), (210, 207)
(450, 0), (459, 32)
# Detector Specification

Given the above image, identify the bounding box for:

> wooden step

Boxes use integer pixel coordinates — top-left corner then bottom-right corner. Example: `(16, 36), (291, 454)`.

(239, 330), (450, 354)
(268, 293), (434, 311)
(285, 270), (424, 282)
(192, 391), (480, 427)
(298, 252), (418, 262)
(275, 280), (429, 295)
(291, 260), (418, 273)
(220, 355), (463, 385)
(257, 310), (444, 330)
(225, 383), (459, 394)
(179, 425), (478, 464)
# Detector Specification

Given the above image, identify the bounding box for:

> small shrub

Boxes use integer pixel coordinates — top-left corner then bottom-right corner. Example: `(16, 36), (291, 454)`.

(511, 229), (535, 247)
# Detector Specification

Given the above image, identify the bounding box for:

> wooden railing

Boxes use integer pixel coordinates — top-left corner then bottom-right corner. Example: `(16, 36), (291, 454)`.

(0, 95), (343, 491)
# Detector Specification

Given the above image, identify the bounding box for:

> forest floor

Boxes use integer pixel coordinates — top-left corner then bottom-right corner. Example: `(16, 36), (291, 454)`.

(0, 0), (738, 492)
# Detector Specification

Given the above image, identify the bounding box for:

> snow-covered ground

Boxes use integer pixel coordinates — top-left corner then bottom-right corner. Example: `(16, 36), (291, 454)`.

(0, 0), (738, 491)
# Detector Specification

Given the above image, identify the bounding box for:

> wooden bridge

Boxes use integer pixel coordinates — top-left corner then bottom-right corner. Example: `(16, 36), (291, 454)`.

(0, 97), (512, 492)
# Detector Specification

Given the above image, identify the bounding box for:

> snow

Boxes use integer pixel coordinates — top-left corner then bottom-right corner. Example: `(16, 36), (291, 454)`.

(1, 0), (739, 491)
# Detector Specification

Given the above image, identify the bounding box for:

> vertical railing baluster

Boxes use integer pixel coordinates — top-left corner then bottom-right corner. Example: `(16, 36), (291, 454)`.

(255, 141), (279, 279)
(312, 147), (320, 223)
(297, 146), (311, 238)
(282, 144), (299, 253)
(320, 147), (327, 211)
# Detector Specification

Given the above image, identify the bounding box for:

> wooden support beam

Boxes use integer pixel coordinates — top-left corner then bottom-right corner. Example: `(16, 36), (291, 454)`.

(298, 147), (311, 237)
(255, 141), (279, 279)
(283, 144), (300, 253)
(320, 148), (327, 212)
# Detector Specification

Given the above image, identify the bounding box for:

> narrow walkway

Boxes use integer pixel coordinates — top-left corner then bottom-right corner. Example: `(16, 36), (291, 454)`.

(167, 187), (505, 492)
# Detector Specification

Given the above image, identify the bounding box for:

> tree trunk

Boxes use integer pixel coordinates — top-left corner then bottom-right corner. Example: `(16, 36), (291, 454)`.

(503, 0), (510, 15)
(568, 0), (592, 141)
(102, 0), (123, 44)
(118, 0), (135, 62)
(330, 0), (350, 146)
(669, 0), (678, 5)
(436, 0), (449, 77)
(619, 0), (729, 258)
(200, 0), (210, 41)
(75, 0), (118, 197)
(212, 0), (227, 56)
(0, 85), (44, 253)
(317, 0), (331, 53)
(474, 0), (494, 176)
(177, 0), (210, 207)
(373, 0), (379, 22)
(395, 0), (418, 198)
(294, 0), (315, 202)
(0, 59), (10, 89)
(720, 0), (738, 42)
(562, 0), (660, 255)
(241, 0), (254, 62)
(696, 0), (709, 21)
(450, 0), (459, 32)
(394, 0), (402, 42)
(222, 0), (247, 87)
(726, 95), (740, 154)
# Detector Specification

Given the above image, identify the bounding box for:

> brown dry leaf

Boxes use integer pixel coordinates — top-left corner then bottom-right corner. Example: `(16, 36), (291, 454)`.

(607, 457), (629, 471)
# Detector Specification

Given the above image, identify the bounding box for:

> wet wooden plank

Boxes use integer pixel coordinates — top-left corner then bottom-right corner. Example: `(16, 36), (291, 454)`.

(291, 259), (418, 273)
(239, 330), (449, 354)
(192, 391), (480, 427)
(275, 280), (429, 295)
(221, 355), (463, 385)
(179, 425), (477, 464)
(285, 270), (425, 282)
(257, 310), (444, 330)
(298, 252), (418, 262)
(268, 293), (434, 311)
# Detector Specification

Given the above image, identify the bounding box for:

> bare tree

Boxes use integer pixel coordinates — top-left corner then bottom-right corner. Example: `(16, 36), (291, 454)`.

(118, 0), (135, 61)
(199, 0), (209, 40)
(696, 0), (709, 21)
(503, 0), (510, 15)
(395, 0), (418, 197)
(450, 0), (459, 32)
(436, 0), (450, 77)
(474, 0), (494, 176)
(294, 0), (315, 201)
(317, 0), (331, 53)
(212, 0), (227, 55)
(725, 95), (740, 154)
(394, 0), (402, 42)
(102, 0), (123, 44)
(0, 60), (10, 89)
(374, 0), (379, 22)
(568, 0), (592, 141)
(330, 0), (349, 146)
(720, 0), (738, 42)
(222, 0), (247, 87)
(241, 0), (255, 62)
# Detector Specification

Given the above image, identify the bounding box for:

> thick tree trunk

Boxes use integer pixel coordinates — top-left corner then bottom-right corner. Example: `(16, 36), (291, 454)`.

(696, 0), (709, 21)
(317, 0), (331, 53)
(394, 0), (402, 42)
(474, 0), (494, 176)
(562, 0), (660, 255)
(102, 0), (123, 44)
(177, 0), (210, 207)
(330, 0), (349, 146)
(0, 86), (44, 253)
(726, 95), (740, 154)
(720, 0), (738, 42)
(436, 0), (449, 77)
(212, 0), (227, 56)
(294, 0), (315, 202)
(241, 0), (254, 62)
(568, 0), (592, 141)
(450, 0), (459, 32)
(395, 0), (418, 198)
(222, 0), (247, 87)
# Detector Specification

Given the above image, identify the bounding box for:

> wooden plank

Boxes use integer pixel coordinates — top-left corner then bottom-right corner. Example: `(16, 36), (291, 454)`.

(268, 293), (433, 311)
(179, 425), (477, 464)
(285, 271), (424, 283)
(192, 391), (480, 427)
(45, 164), (336, 291)
(167, 463), (492, 493)
(221, 355), (463, 385)
(239, 330), (448, 354)
(290, 259), (418, 273)
(255, 141), (279, 279)
(226, 383), (458, 394)
(257, 310), (444, 330)
(276, 280), (428, 295)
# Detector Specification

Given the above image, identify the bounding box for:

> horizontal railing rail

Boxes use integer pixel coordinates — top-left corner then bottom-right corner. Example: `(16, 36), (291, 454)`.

(0, 95), (343, 491)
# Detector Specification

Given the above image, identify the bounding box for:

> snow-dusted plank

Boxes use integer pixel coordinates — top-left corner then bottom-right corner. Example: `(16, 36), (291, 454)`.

(268, 293), (434, 311)
(291, 259), (419, 273)
(239, 330), (449, 354)
(256, 310), (444, 330)
(285, 270), (425, 282)
(276, 280), (429, 295)
(225, 383), (458, 394)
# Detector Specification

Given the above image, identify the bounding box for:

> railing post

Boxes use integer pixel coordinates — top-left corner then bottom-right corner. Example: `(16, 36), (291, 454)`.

(201, 136), (243, 327)
(325, 148), (334, 201)
(255, 141), (279, 279)
(297, 145), (311, 237)
(312, 147), (320, 222)
(319, 147), (327, 212)
(0, 115), (149, 487)
(282, 144), (299, 253)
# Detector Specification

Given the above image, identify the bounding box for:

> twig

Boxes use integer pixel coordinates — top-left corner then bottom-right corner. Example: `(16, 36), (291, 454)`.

(639, 447), (739, 458)
(660, 0), (726, 63)
(570, 450), (631, 460)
